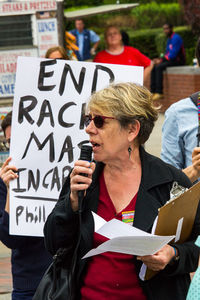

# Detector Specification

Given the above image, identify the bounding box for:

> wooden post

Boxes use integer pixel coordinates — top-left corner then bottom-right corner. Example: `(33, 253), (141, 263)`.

(56, 0), (65, 48)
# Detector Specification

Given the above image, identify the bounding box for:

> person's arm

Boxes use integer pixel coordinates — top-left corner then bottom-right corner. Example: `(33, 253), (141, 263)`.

(161, 106), (184, 169)
(0, 157), (18, 213)
(143, 61), (154, 82)
(5, 189), (9, 213)
(183, 147), (200, 182)
(90, 40), (100, 56)
(153, 58), (162, 65)
(137, 226), (200, 276)
(137, 244), (178, 272)
(138, 171), (200, 276)
(0, 178), (7, 210)
(90, 30), (100, 56)
(44, 160), (95, 256)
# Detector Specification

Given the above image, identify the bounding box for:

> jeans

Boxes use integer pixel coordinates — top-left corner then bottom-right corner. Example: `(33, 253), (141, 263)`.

(150, 60), (182, 94)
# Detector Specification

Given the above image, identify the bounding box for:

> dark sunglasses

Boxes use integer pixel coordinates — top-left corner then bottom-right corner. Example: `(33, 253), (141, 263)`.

(84, 114), (116, 128)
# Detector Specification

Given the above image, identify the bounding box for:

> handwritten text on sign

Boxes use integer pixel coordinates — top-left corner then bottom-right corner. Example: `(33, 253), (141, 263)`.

(9, 57), (143, 236)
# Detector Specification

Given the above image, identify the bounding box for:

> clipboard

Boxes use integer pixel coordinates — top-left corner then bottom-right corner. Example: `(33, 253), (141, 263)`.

(145, 181), (200, 280)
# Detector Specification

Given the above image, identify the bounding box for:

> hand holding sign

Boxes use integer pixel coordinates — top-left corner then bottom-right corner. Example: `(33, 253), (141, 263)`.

(0, 157), (18, 188)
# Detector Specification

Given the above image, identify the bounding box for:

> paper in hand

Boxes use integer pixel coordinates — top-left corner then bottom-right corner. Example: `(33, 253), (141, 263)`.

(82, 212), (175, 259)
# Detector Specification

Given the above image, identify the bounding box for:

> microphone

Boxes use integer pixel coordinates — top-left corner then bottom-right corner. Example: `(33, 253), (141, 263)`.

(79, 145), (93, 162)
(78, 145), (93, 212)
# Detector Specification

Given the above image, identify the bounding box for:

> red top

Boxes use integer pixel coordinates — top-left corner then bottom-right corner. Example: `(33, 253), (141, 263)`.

(81, 172), (146, 300)
(94, 46), (151, 68)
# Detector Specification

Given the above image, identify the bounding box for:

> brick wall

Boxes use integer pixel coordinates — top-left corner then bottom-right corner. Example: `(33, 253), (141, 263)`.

(144, 66), (200, 112)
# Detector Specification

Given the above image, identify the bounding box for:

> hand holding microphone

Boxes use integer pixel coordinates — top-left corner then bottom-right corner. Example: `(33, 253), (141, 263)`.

(70, 145), (95, 212)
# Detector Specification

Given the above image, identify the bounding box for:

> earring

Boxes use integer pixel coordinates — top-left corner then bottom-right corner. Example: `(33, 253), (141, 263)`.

(128, 146), (132, 160)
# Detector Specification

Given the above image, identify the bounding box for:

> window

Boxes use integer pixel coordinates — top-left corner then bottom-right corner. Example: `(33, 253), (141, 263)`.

(0, 15), (33, 47)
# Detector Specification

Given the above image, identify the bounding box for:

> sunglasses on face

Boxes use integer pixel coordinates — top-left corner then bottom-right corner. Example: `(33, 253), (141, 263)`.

(84, 114), (116, 128)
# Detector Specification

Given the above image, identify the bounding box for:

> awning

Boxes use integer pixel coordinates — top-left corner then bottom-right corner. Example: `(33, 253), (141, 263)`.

(64, 3), (139, 20)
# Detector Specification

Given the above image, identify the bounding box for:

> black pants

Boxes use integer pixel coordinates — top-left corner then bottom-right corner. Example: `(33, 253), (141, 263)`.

(150, 60), (182, 94)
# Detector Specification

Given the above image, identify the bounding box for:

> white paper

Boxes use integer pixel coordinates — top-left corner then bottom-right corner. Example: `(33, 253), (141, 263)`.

(139, 216), (183, 280)
(83, 213), (175, 259)
(175, 217), (183, 242)
(139, 216), (158, 280)
(97, 218), (150, 239)
(92, 211), (107, 232)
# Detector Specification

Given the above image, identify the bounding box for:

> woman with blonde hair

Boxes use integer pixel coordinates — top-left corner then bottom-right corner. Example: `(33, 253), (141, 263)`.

(44, 82), (200, 300)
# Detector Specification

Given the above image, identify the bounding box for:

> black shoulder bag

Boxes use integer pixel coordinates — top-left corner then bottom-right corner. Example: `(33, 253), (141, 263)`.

(33, 211), (82, 300)
(190, 91), (200, 146)
(33, 210), (82, 300)
(33, 247), (71, 300)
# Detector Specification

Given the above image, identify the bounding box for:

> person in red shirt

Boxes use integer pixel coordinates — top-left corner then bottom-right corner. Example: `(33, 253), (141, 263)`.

(94, 25), (153, 82)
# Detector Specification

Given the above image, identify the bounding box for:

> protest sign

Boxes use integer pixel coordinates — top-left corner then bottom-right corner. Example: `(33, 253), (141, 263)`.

(9, 56), (143, 236)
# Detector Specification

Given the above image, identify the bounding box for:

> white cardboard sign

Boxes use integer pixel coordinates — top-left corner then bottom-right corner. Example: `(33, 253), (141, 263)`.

(9, 56), (143, 236)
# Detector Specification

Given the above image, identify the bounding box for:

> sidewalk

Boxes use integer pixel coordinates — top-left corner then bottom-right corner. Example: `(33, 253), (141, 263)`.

(145, 112), (165, 158)
(0, 242), (12, 300)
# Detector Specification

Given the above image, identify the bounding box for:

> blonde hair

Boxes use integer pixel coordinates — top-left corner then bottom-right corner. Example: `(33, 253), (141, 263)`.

(87, 82), (158, 144)
(45, 46), (69, 60)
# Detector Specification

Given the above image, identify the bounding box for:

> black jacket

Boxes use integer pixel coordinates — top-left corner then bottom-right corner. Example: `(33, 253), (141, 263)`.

(44, 147), (200, 300)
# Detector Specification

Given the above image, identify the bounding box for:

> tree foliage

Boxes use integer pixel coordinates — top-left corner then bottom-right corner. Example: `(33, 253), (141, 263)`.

(131, 2), (184, 29)
(179, 0), (200, 34)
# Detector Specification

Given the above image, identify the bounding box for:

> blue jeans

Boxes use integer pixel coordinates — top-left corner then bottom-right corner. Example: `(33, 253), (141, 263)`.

(12, 289), (35, 300)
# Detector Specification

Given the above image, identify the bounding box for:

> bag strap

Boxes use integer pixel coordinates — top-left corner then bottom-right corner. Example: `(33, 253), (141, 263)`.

(190, 91), (200, 146)
(68, 199), (84, 299)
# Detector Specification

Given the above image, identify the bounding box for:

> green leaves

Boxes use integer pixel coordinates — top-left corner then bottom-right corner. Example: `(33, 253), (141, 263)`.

(131, 2), (184, 29)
